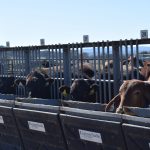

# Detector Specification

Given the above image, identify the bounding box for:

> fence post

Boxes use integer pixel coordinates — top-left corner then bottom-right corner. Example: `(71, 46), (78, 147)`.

(63, 45), (71, 86)
(24, 49), (30, 75)
(112, 41), (121, 95)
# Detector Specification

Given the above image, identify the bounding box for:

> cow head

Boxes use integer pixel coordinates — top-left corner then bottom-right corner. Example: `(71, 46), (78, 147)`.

(59, 79), (99, 102)
(15, 70), (54, 98)
(140, 61), (150, 81)
(105, 80), (150, 115)
(122, 56), (143, 68)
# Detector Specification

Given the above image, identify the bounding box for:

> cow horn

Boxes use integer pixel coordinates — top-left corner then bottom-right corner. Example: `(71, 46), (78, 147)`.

(105, 93), (120, 112)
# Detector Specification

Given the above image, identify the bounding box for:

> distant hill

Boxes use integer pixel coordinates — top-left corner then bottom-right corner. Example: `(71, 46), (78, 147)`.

(83, 46), (150, 56)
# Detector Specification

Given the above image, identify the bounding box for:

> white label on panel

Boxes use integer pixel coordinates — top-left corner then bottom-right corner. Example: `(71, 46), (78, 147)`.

(28, 121), (45, 132)
(83, 35), (89, 43)
(140, 30), (148, 39)
(79, 129), (102, 143)
(0, 116), (4, 124)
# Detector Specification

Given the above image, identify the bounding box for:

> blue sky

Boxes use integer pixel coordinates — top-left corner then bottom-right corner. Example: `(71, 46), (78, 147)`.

(0, 0), (150, 46)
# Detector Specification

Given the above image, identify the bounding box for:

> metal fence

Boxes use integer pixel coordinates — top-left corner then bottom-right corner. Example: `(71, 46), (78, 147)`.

(0, 38), (150, 103)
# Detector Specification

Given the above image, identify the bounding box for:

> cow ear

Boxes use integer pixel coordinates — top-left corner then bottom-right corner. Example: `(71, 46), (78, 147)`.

(59, 85), (70, 96)
(14, 79), (26, 86)
(89, 84), (99, 95)
(90, 84), (99, 91)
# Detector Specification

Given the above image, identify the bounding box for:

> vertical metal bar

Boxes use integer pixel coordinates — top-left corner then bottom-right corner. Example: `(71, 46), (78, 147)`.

(113, 41), (120, 95)
(119, 40), (123, 83)
(51, 45), (55, 99)
(18, 47), (21, 77)
(48, 46), (51, 76)
(125, 40), (129, 80)
(76, 44), (80, 79)
(21, 47), (25, 77)
(93, 43), (97, 81)
(20, 47), (26, 96)
(48, 46), (53, 98)
(58, 44), (63, 99)
(102, 41), (106, 102)
(80, 43), (83, 79)
(106, 41), (111, 101)
(24, 48), (30, 75)
(2, 51), (6, 77)
(55, 45), (59, 99)
(63, 45), (71, 86)
(135, 39), (140, 79)
(72, 44), (76, 80)
(130, 39), (134, 79)
(38, 47), (41, 68)
(97, 42), (102, 102)
(15, 48), (19, 77)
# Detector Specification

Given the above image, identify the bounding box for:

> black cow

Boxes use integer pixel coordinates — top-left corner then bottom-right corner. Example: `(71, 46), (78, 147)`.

(15, 70), (54, 99)
(59, 79), (99, 103)
(0, 76), (16, 94)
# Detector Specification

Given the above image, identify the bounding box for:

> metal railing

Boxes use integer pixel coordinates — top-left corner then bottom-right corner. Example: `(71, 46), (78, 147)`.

(0, 38), (150, 102)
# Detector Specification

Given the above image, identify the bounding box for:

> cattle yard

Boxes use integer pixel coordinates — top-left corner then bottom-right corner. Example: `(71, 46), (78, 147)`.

(0, 38), (150, 149)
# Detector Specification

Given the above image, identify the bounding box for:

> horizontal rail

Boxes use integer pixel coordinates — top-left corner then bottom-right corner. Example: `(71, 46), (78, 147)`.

(0, 38), (150, 51)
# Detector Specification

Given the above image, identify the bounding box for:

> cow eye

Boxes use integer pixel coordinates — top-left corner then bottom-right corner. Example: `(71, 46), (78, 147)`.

(134, 91), (140, 95)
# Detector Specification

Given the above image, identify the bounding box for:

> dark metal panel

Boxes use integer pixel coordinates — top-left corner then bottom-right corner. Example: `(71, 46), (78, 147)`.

(13, 108), (67, 150)
(122, 123), (150, 150)
(60, 114), (126, 150)
(0, 106), (24, 150)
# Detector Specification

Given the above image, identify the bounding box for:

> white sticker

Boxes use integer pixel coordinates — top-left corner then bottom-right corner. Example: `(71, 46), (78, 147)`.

(28, 121), (45, 132)
(79, 129), (102, 143)
(0, 116), (4, 124)
(149, 143), (150, 148)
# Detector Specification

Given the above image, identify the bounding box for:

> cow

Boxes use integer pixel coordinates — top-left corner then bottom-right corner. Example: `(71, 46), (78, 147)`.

(39, 62), (95, 79)
(104, 56), (143, 71)
(59, 79), (99, 103)
(102, 56), (144, 80)
(122, 55), (143, 68)
(0, 76), (16, 94)
(14, 70), (54, 99)
(105, 79), (150, 115)
(41, 60), (50, 68)
(140, 61), (150, 81)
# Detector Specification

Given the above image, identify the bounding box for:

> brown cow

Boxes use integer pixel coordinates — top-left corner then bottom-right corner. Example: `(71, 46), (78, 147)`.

(105, 79), (150, 115)
(103, 56), (144, 80)
(39, 62), (95, 79)
(122, 56), (143, 68)
(140, 61), (150, 81)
